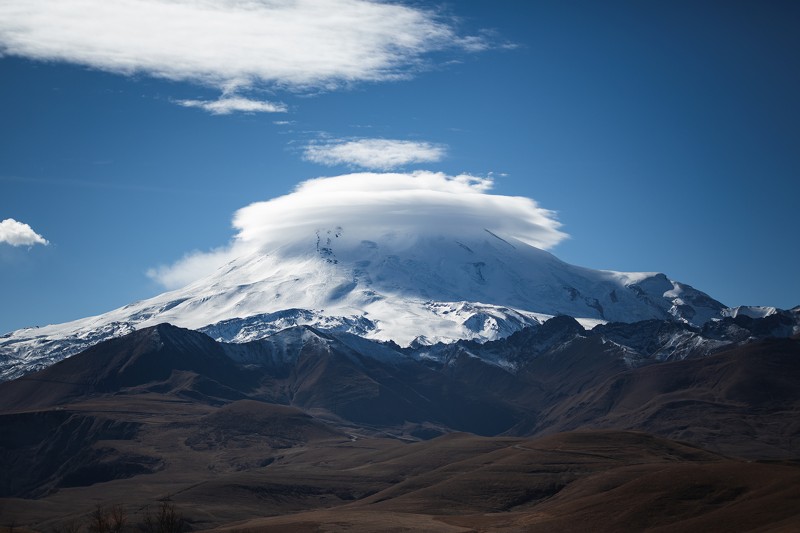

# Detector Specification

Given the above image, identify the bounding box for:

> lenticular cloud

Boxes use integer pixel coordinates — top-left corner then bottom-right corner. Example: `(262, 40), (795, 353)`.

(234, 172), (565, 248)
(148, 172), (567, 288)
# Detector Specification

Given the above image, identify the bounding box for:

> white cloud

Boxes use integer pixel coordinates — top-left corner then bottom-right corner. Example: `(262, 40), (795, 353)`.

(147, 171), (567, 288)
(147, 246), (239, 290)
(0, 218), (49, 247)
(304, 139), (446, 170)
(0, 0), (481, 92)
(176, 96), (287, 115)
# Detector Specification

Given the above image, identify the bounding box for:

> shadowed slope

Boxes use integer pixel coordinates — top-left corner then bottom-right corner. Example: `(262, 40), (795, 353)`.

(0, 324), (257, 411)
(532, 337), (800, 457)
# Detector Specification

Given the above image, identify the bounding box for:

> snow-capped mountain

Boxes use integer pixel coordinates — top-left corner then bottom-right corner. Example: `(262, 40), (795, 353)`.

(1, 226), (730, 380)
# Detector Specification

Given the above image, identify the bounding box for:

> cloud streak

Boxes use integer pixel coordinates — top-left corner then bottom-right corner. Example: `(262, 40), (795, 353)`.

(0, 218), (49, 247)
(0, 0), (480, 92)
(303, 139), (446, 170)
(176, 96), (287, 115)
(148, 171), (567, 288)
(146, 246), (238, 290)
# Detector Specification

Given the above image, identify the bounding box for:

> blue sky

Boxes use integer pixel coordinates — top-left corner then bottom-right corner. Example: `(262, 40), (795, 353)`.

(1, 1), (798, 333)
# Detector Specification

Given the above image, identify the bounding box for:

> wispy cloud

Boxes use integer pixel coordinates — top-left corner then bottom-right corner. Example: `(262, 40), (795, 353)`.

(0, 174), (206, 195)
(303, 139), (446, 170)
(146, 246), (238, 290)
(148, 171), (567, 288)
(176, 96), (287, 115)
(0, 218), (49, 247)
(0, 0), (484, 98)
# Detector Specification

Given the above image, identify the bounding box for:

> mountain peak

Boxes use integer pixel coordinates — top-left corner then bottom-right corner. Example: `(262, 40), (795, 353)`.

(1, 226), (735, 379)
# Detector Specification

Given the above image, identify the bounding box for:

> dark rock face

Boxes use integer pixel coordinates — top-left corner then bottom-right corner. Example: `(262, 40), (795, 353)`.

(0, 410), (156, 498)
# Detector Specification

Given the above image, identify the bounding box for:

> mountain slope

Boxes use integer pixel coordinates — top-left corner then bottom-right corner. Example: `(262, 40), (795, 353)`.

(4, 317), (798, 458)
(526, 336), (800, 457)
(0, 324), (257, 411)
(1, 322), (800, 530)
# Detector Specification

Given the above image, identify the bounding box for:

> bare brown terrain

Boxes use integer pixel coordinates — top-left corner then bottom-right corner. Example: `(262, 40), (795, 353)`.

(1, 324), (799, 531)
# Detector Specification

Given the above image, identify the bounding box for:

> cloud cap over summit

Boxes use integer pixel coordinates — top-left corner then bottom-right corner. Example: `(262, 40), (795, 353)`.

(149, 171), (567, 288)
